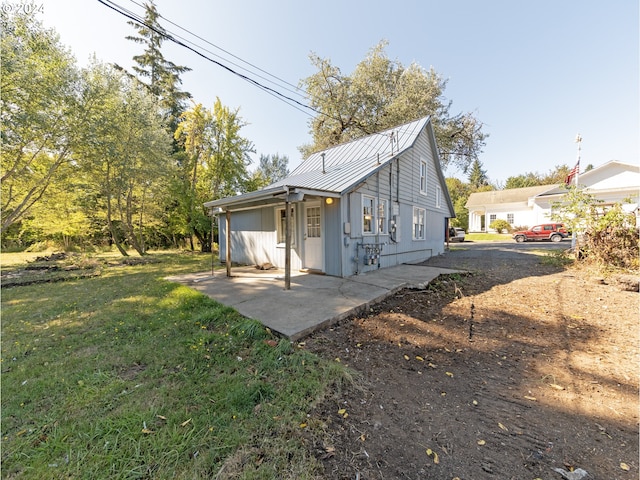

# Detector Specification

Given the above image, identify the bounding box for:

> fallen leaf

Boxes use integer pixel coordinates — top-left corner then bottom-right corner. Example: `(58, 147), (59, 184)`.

(472, 400), (478, 406)
(403, 354), (410, 361)
(359, 434), (365, 441)
(441, 392), (446, 396)
(498, 422), (508, 431)
(141, 428), (154, 434)
(445, 371), (454, 377)
(477, 440), (486, 445)
(425, 448), (439, 464)
(428, 363), (437, 368)
(334, 357), (341, 362)
(524, 395), (537, 401)
(181, 418), (192, 427)
(299, 423), (307, 428)
(337, 408), (346, 415)
(156, 415), (167, 420)
(549, 383), (564, 390)
(415, 355), (424, 361)
(620, 462), (630, 471)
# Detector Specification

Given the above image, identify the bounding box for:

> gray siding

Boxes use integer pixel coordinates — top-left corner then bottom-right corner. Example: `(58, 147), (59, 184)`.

(323, 198), (342, 276)
(339, 129), (447, 275)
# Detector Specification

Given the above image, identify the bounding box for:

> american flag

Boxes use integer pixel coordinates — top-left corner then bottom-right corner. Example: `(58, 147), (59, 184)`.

(565, 161), (579, 185)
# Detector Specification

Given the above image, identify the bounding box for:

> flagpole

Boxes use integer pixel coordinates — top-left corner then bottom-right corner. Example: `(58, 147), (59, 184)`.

(571, 133), (582, 250)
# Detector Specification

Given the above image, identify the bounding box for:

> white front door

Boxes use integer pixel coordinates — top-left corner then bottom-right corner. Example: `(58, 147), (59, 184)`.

(304, 203), (323, 271)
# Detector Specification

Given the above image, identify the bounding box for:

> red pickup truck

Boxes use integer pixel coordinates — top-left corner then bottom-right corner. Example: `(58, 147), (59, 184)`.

(512, 223), (569, 243)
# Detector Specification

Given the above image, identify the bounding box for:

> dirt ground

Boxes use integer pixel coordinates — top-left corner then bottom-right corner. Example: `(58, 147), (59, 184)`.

(303, 242), (639, 480)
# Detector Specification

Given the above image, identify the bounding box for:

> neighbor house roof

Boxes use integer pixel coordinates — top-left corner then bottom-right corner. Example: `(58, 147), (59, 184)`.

(206, 116), (453, 212)
(465, 185), (557, 209)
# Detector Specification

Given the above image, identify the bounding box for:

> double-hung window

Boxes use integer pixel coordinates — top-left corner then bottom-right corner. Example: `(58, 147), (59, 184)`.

(419, 159), (427, 194)
(277, 207), (296, 245)
(413, 207), (425, 240)
(362, 195), (388, 235)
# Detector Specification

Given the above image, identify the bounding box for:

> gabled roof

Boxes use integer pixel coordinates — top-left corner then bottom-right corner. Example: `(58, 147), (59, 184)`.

(537, 160), (640, 196)
(466, 185), (557, 208)
(206, 116), (447, 211)
(269, 116), (430, 194)
(291, 116), (429, 176)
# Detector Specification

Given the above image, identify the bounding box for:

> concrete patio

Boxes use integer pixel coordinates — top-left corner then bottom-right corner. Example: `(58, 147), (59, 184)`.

(167, 263), (462, 341)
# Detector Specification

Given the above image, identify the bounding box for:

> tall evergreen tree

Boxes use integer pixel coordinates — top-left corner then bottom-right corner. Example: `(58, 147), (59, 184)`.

(468, 159), (490, 189)
(124, 1), (191, 134)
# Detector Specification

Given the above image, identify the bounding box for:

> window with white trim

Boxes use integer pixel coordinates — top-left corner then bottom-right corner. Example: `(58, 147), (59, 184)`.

(378, 199), (387, 234)
(277, 207), (296, 245)
(507, 213), (514, 224)
(420, 159), (427, 194)
(435, 186), (442, 208)
(413, 207), (425, 240)
(362, 195), (388, 235)
(362, 196), (375, 234)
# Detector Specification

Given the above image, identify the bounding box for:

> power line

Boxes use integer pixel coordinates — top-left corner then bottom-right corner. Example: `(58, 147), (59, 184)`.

(124, 0), (305, 100)
(97, 0), (319, 118)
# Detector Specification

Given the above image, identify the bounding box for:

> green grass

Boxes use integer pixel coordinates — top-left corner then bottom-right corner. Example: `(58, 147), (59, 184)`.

(1, 251), (347, 479)
(464, 232), (512, 241)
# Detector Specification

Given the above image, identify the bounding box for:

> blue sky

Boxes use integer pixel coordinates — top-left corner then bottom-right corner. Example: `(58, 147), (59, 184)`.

(37, 0), (638, 185)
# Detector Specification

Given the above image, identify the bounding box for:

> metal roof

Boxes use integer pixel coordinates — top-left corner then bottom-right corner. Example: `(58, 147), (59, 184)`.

(291, 116), (430, 177)
(206, 116), (432, 210)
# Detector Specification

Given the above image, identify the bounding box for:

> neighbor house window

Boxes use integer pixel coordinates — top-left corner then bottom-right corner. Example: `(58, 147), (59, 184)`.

(507, 213), (514, 224)
(277, 207), (296, 245)
(420, 159), (427, 194)
(435, 186), (442, 208)
(489, 214), (496, 223)
(413, 207), (425, 240)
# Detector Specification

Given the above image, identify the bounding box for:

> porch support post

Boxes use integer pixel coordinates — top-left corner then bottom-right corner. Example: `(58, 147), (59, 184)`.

(225, 210), (231, 277)
(284, 197), (291, 290)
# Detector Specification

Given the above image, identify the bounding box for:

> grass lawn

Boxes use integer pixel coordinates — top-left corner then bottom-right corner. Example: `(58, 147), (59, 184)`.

(1, 251), (347, 479)
(464, 232), (512, 242)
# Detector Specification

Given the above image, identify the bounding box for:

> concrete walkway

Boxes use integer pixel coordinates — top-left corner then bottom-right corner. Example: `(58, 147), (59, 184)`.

(167, 264), (462, 341)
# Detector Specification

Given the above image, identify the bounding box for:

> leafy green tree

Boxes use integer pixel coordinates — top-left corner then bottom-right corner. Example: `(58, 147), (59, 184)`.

(21, 170), (91, 250)
(77, 62), (172, 256)
(124, 0), (191, 135)
(504, 165), (572, 189)
(208, 99), (255, 199)
(445, 177), (470, 229)
(246, 153), (290, 190)
(551, 187), (638, 268)
(0, 11), (81, 234)
(174, 99), (254, 252)
(300, 41), (487, 170)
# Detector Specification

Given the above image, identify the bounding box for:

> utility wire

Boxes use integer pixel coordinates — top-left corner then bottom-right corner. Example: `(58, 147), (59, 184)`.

(125, 0), (306, 100)
(97, 0), (319, 118)
(97, 0), (398, 146)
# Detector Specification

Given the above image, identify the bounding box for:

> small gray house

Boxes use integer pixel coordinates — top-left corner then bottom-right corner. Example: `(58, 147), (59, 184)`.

(205, 116), (455, 278)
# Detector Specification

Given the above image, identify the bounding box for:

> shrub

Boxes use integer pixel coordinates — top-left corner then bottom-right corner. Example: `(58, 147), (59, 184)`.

(489, 219), (511, 233)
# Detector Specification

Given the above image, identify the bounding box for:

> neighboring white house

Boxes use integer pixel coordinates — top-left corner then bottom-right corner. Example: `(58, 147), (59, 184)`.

(466, 160), (639, 232)
(204, 116), (455, 278)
